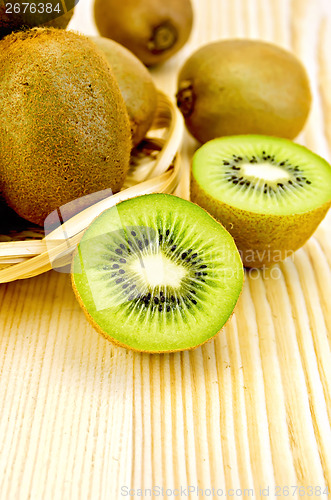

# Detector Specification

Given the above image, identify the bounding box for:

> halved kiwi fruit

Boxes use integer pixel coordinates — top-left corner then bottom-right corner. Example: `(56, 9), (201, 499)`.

(71, 194), (244, 353)
(191, 135), (331, 268)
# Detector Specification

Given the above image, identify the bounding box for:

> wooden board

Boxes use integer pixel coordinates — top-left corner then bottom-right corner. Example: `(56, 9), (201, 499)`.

(0, 0), (331, 498)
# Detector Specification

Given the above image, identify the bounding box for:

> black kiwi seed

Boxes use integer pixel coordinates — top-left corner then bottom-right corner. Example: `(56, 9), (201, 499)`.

(154, 297), (159, 304)
(115, 248), (122, 255)
(171, 245), (177, 251)
(119, 258), (126, 263)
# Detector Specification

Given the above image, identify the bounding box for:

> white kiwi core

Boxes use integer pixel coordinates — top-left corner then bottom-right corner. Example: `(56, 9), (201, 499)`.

(241, 162), (290, 182)
(130, 253), (187, 288)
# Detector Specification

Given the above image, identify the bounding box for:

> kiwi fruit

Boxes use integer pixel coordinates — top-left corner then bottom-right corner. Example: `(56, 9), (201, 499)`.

(0, 28), (131, 226)
(90, 36), (158, 147)
(191, 135), (331, 268)
(0, 0), (75, 39)
(177, 39), (312, 144)
(93, 0), (193, 66)
(71, 193), (244, 353)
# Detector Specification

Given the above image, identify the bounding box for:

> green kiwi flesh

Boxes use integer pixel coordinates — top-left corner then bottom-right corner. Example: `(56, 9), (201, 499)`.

(177, 39), (311, 143)
(191, 135), (331, 268)
(71, 194), (244, 353)
(0, 28), (131, 226)
(93, 0), (193, 66)
(0, 0), (74, 39)
(90, 36), (158, 147)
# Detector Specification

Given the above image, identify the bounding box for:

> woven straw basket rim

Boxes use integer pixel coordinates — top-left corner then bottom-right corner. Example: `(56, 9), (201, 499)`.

(0, 91), (184, 283)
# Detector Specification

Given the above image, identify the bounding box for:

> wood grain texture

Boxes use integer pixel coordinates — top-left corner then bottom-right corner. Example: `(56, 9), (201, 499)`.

(0, 0), (331, 498)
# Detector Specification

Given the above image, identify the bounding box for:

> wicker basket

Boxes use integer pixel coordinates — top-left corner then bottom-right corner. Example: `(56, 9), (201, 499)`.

(0, 92), (184, 283)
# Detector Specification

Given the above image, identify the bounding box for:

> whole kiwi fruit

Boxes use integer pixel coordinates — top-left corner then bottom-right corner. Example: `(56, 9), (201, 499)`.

(177, 39), (312, 144)
(0, 0), (75, 39)
(0, 28), (131, 226)
(93, 0), (194, 66)
(90, 36), (158, 147)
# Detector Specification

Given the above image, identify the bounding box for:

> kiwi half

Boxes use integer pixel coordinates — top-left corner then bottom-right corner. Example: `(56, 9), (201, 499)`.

(71, 194), (244, 353)
(191, 135), (331, 268)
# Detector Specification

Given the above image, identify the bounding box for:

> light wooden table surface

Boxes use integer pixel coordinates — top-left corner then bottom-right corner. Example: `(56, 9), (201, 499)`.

(1, 0), (331, 498)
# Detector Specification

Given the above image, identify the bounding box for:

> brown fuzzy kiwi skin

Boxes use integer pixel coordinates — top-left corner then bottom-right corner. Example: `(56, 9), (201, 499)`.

(0, 28), (132, 226)
(70, 193), (244, 353)
(93, 0), (193, 66)
(191, 175), (331, 268)
(177, 39), (312, 143)
(0, 2), (74, 39)
(90, 36), (158, 147)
